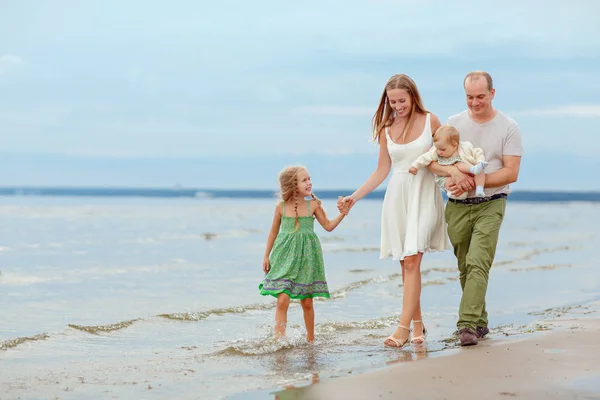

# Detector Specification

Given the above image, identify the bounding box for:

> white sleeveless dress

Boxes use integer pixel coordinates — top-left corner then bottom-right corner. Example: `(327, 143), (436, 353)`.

(380, 113), (449, 261)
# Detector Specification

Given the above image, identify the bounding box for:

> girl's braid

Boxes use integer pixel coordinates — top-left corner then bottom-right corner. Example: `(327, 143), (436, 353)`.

(293, 183), (299, 231)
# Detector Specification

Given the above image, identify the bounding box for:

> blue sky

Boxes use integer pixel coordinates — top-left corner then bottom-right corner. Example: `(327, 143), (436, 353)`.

(1, 0), (599, 190)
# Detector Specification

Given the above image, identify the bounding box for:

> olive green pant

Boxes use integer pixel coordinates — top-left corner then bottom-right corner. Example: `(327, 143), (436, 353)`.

(445, 198), (506, 331)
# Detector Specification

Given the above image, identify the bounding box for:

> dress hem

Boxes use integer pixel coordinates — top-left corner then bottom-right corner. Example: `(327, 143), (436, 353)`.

(379, 247), (448, 261)
(259, 289), (331, 300)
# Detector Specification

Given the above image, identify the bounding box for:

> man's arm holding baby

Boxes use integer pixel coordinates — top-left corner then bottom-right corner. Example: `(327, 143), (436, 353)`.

(484, 156), (521, 187)
(428, 162), (475, 196)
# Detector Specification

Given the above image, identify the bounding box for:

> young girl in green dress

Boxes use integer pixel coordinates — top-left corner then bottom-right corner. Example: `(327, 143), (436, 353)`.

(259, 165), (349, 342)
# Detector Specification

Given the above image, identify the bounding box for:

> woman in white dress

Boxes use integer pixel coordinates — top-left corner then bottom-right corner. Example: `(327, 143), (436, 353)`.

(338, 74), (449, 348)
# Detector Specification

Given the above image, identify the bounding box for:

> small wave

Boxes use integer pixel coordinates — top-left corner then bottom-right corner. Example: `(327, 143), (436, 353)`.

(494, 246), (571, 267)
(214, 316), (401, 357)
(158, 303), (275, 321)
(509, 263), (572, 272)
(160, 275), (401, 321)
(315, 316), (399, 334)
(348, 269), (375, 273)
(68, 318), (140, 334)
(422, 279), (446, 287)
(528, 304), (591, 318)
(329, 274), (401, 299)
(423, 267), (457, 274)
(216, 332), (309, 356)
(215, 315), (401, 357)
(1, 333), (49, 351)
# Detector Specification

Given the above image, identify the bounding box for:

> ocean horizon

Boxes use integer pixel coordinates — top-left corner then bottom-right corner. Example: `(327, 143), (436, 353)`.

(0, 186), (599, 202)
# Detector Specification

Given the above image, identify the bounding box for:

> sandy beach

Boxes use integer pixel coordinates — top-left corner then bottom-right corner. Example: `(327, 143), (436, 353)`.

(276, 318), (600, 400)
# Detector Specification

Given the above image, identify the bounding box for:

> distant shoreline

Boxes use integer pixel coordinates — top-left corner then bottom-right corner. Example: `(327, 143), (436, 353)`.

(0, 187), (599, 202)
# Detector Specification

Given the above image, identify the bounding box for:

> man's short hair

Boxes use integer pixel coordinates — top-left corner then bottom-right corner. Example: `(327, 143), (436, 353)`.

(464, 71), (493, 91)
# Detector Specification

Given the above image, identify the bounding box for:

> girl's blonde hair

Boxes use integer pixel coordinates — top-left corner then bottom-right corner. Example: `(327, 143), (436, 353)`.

(372, 74), (428, 143)
(434, 124), (460, 146)
(278, 165), (321, 231)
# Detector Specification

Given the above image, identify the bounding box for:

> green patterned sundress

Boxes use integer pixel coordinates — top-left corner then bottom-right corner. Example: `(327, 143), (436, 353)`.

(259, 200), (330, 299)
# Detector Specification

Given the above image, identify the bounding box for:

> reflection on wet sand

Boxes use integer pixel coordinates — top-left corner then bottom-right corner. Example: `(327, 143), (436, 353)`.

(386, 345), (429, 365)
(274, 373), (320, 400)
(271, 347), (321, 400)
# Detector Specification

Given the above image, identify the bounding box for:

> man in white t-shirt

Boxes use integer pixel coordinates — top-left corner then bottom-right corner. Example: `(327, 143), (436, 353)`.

(429, 71), (523, 346)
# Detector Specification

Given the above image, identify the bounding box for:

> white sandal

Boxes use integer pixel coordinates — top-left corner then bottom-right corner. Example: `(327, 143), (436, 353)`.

(384, 324), (411, 348)
(410, 319), (427, 344)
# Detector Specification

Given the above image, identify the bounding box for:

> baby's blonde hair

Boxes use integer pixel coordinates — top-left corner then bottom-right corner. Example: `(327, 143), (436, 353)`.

(277, 165), (321, 231)
(433, 125), (460, 146)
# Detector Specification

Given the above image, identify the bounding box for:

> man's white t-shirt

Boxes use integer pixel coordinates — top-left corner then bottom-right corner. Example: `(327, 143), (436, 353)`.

(446, 110), (523, 198)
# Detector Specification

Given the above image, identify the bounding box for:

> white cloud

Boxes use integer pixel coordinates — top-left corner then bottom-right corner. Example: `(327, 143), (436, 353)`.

(514, 104), (600, 118)
(0, 54), (25, 74)
(292, 106), (373, 117)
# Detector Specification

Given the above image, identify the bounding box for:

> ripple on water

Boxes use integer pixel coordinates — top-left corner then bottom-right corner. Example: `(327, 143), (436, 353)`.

(68, 319), (140, 335)
(1, 333), (49, 351)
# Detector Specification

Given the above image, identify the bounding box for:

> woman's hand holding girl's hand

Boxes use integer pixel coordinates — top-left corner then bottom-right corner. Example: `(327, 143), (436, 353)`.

(337, 196), (356, 215)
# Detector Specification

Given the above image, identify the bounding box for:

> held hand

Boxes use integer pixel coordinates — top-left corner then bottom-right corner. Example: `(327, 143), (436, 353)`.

(337, 196), (345, 213)
(340, 198), (352, 215)
(339, 196), (356, 215)
(338, 196), (355, 214)
(408, 167), (417, 175)
(449, 169), (475, 194)
(262, 257), (270, 274)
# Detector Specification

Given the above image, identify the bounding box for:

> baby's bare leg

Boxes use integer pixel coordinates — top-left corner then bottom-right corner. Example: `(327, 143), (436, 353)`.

(474, 173), (485, 189)
(456, 161), (488, 176)
(454, 161), (473, 174)
(474, 170), (486, 197)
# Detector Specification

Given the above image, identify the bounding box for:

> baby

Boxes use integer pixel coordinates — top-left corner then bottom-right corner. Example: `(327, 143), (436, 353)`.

(409, 124), (488, 199)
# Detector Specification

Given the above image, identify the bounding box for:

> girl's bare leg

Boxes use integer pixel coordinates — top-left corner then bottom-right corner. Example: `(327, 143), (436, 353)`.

(385, 253), (423, 345)
(300, 298), (315, 342)
(275, 293), (290, 338)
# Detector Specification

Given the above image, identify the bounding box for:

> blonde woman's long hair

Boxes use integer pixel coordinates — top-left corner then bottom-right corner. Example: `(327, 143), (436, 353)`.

(277, 166), (321, 232)
(372, 74), (428, 143)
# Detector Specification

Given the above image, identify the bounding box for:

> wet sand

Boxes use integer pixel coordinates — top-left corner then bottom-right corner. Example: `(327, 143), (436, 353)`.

(277, 318), (600, 400)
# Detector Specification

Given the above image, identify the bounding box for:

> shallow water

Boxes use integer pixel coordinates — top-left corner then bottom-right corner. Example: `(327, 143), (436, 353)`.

(1, 197), (599, 399)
